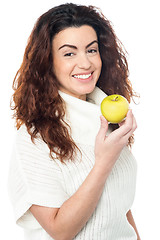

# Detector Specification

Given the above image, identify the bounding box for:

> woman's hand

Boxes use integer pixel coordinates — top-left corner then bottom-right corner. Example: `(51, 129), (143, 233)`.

(94, 109), (137, 171)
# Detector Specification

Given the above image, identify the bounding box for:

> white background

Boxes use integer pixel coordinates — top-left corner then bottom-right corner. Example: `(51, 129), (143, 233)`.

(0, 0), (159, 239)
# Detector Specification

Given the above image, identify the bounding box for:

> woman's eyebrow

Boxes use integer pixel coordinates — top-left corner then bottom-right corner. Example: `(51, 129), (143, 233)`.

(58, 44), (77, 50)
(58, 40), (98, 50)
(86, 40), (98, 48)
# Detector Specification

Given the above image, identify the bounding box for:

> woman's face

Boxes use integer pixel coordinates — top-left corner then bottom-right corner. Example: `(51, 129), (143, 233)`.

(52, 25), (102, 100)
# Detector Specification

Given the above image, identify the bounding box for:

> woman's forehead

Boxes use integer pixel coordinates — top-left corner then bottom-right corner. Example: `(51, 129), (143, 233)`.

(52, 25), (98, 49)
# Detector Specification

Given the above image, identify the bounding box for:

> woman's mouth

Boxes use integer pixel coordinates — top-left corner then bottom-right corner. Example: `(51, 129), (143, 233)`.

(72, 72), (93, 81)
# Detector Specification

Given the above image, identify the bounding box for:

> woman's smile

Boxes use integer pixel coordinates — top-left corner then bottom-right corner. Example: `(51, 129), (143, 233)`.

(72, 72), (93, 82)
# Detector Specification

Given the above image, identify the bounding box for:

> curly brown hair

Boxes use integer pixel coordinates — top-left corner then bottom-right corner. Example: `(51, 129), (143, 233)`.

(11, 3), (137, 163)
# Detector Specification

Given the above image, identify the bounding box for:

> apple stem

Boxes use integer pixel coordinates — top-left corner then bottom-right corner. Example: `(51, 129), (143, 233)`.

(115, 96), (119, 101)
(111, 96), (119, 101)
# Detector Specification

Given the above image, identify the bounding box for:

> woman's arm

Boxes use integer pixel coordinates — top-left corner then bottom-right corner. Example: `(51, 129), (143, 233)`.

(126, 210), (141, 240)
(30, 110), (137, 240)
(30, 165), (112, 240)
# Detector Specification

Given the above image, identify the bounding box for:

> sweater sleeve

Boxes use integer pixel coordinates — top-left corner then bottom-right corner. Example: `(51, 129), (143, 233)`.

(8, 125), (69, 229)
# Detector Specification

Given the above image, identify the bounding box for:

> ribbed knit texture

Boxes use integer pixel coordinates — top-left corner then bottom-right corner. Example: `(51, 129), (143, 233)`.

(8, 87), (137, 240)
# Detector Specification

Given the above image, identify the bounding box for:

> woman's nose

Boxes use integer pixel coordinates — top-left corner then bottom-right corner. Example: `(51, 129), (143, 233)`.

(77, 53), (91, 69)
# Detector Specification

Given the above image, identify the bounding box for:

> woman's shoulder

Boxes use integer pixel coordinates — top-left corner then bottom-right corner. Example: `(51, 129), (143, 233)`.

(15, 124), (42, 143)
(14, 124), (50, 158)
(11, 124), (62, 175)
(15, 124), (38, 141)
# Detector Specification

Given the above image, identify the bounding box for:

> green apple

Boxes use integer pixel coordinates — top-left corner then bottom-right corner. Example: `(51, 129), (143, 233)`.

(101, 94), (129, 124)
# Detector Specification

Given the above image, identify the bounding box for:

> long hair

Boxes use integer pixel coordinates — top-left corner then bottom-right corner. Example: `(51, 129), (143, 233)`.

(11, 3), (137, 163)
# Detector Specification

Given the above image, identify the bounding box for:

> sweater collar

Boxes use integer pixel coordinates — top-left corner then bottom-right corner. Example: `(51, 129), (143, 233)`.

(58, 87), (111, 146)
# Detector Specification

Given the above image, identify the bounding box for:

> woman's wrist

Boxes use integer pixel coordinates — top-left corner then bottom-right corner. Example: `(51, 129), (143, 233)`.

(93, 160), (113, 181)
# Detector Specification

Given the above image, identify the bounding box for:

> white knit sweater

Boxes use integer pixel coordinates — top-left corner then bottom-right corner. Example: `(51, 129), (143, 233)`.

(8, 87), (137, 240)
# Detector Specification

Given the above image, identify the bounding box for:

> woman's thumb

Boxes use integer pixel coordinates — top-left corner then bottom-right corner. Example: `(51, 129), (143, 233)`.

(97, 115), (108, 140)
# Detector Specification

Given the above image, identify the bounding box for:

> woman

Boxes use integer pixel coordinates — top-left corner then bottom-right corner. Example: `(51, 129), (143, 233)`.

(8, 3), (140, 240)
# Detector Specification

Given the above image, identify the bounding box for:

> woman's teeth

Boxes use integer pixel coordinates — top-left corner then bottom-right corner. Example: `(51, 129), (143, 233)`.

(73, 73), (92, 79)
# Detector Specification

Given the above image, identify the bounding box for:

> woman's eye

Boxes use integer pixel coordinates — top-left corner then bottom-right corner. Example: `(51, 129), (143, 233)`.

(64, 52), (74, 57)
(88, 49), (98, 54)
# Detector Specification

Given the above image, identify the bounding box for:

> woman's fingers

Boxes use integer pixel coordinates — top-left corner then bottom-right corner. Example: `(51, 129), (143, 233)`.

(123, 113), (137, 140)
(115, 110), (137, 138)
(95, 111), (137, 164)
(96, 115), (108, 141)
(96, 110), (137, 150)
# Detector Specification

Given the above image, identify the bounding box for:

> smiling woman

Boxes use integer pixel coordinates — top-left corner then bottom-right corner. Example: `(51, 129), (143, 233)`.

(52, 26), (102, 100)
(8, 3), (140, 240)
